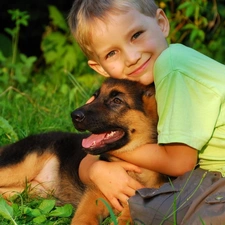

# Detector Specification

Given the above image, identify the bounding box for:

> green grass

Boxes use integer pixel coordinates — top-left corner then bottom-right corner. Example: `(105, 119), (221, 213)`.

(0, 191), (74, 225)
(0, 194), (117, 225)
(0, 73), (118, 224)
(0, 73), (103, 145)
(0, 74), (210, 225)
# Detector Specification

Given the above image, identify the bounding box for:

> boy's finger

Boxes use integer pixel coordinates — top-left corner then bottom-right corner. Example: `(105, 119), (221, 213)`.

(120, 161), (142, 173)
(86, 96), (95, 104)
(110, 197), (123, 212)
(129, 178), (145, 190)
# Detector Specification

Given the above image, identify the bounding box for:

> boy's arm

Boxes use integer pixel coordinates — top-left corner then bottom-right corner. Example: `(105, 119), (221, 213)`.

(79, 154), (144, 211)
(115, 143), (198, 177)
(78, 154), (98, 184)
(79, 143), (197, 211)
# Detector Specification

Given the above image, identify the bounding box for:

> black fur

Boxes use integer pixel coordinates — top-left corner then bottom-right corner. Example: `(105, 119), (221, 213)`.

(0, 132), (88, 188)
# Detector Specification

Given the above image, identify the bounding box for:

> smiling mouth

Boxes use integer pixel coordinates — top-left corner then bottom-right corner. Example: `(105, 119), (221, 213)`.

(128, 58), (150, 76)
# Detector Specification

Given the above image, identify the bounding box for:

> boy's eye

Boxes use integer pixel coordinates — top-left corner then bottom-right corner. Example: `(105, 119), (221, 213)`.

(106, 50), (116, 59)
(132, 31), (143, 40)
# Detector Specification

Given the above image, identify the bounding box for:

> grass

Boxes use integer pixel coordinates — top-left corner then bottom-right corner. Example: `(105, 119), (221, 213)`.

(0, 189), (117, 225)
(0, 73), (103, 145)
(0, 75), (200, 225)
(0, 73), (117, 224)
(0, 73), (211, 225)
(0, 191), (73, 225)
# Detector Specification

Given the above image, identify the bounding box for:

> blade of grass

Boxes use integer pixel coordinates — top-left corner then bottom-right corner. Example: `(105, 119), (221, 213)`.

(97, 198), (118, 225)
(67, 71), (89, 98)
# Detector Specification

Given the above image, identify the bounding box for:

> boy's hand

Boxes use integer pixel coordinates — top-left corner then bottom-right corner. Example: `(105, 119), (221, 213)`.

(89, 160), (144, 211)
(86, 96), (95, 104)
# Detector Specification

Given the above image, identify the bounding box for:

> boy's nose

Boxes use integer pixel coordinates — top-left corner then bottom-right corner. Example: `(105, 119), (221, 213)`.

(124, 49), (141, 67)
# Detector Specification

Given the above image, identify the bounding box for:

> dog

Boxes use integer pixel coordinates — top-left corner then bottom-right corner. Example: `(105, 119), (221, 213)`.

(0, 78), (166, 225)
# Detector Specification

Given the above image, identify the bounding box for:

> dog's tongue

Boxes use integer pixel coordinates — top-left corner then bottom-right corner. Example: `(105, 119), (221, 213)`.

(82, 131), (124, 150)
(82, 133), (106, 149)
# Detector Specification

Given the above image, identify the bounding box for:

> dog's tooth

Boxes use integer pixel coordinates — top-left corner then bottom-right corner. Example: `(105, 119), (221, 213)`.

(108, 131), (115, 137)
(105, 131), (116, 139)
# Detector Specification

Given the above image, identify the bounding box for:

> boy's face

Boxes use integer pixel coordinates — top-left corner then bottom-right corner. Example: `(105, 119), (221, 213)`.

(88, 8), (169, 85)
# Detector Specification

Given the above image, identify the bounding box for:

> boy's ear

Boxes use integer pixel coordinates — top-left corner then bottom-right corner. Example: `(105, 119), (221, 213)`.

(156, 8), (170, 37)
(88, 60), (110, 77)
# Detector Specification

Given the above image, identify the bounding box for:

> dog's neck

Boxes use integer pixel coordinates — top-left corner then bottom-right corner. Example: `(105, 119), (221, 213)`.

(99, 153), (121, 162)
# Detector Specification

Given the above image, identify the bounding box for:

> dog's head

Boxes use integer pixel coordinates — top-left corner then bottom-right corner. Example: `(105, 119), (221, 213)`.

(71, 78), (158, 155)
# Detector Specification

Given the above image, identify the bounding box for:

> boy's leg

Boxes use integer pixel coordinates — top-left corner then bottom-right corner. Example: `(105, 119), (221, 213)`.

(182, 176), (225, 225)
(128, 168), (222, 225)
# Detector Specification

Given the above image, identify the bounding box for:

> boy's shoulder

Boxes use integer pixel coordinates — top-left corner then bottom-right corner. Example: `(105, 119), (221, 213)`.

(156, 43), (223, 73)
(154, 43), (225, 85)
(154, 44), (196, 79)
(164, 43), (202, 60)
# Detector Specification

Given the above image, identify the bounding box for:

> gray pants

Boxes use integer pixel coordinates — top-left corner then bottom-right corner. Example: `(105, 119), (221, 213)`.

(129, 168), (225, 225)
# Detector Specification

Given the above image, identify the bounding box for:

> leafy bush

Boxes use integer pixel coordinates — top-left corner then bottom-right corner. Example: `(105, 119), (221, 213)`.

(0, 1), (224, 224)
(41, 6), (92, 79)
(0, 7), (103, 144)
(157, 0), (225, 63)
(0, 9), (37, 87)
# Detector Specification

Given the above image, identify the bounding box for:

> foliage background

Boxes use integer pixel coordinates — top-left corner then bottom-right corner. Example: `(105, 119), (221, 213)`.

(0, 0), (224, 224)
(0, 0), (224, 145)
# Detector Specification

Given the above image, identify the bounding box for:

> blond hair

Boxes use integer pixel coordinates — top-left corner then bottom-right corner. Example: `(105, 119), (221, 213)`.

(68, 0), (158, 59)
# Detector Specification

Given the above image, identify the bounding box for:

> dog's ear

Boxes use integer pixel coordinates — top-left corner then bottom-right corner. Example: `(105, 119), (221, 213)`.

(142, 83), (158, 123)
(143, 83), (155, 98)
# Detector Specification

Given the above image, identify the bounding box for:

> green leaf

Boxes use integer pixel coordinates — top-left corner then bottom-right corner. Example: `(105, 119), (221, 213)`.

(190, 29), (205, 42)
(18, 18), (29, 26)
(0, 198), (17, 224)
(197, 30), (205, 41)
(61, 45), (77, 71)
(11, 203), (20, 216)
(48, 5), (68, 32)
(33, 215), (47, 224)
(0, 51), (6, 62)
(182, 24), (197, 31)
(41, 32), (67, 64)
(177, 2), (191, 10)
(38, 199), (56, 214)
(185, 4), (195, 17)
(4, 28), (14, 37)
(48, 204), (73, 217)
(19, 54), (37, 67)
(19, 53), (27, 63)
(23, 206), (41, 217)
(190, 29), (199, 42)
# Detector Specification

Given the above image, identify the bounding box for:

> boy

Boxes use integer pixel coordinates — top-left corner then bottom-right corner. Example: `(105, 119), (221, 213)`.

(68, 0), (225, 223)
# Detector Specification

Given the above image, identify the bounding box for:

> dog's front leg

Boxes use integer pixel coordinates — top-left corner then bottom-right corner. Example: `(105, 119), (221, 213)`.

(115, 204), (133, 225)
(71, 185), (110, 225)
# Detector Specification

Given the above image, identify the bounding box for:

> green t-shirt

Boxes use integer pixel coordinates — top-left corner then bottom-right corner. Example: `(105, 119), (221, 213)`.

(154, 44), (225, 176)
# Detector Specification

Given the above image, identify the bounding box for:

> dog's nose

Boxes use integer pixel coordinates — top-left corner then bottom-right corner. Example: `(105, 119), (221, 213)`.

(71, 110), (85, 123)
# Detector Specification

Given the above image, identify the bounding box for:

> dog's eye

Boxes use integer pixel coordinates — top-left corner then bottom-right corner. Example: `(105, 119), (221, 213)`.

(113, 97), (122, 104)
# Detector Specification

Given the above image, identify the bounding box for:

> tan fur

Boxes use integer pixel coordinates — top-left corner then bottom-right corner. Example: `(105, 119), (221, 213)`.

(0, 152), (59, 198)
(71, 81), (165, 225)
(0, 79), (166, 225)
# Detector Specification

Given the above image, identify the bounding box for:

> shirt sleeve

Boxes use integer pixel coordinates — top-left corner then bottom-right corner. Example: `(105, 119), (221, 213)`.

(156, 71), (221, 150)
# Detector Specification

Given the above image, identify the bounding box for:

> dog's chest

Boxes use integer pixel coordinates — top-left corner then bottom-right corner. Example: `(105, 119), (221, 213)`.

(102, 154), (164, 189)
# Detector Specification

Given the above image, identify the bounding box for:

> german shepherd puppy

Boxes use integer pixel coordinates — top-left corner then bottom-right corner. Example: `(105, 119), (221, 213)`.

(0, 78), (166, 225)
